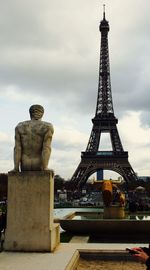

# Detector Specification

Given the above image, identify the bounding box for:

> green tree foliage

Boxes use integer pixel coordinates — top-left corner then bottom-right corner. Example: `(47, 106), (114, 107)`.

(54, 175), (65, 193)
(0, 173), (8, 200)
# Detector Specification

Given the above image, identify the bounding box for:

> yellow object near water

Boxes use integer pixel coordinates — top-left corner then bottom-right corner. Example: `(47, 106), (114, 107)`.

(102, 180), (113, 207)
(119, 192), (125, 206)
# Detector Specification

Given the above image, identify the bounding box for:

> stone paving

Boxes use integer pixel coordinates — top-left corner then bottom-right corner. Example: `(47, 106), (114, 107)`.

(77, 259), (145, 270)
(0, 243), (148, 270)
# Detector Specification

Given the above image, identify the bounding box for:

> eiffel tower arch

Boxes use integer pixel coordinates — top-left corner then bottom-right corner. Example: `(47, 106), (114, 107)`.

(70, 9), (138, 188)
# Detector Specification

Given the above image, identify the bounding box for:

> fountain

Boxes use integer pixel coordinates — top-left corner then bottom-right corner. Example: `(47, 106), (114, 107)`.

(55, 180), (150, 242)
(99, 179), (125, 219)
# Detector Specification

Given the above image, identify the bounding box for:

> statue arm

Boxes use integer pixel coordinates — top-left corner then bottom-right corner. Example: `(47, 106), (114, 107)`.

(42, 124), (54, 170)
(13, 127), (22, 171)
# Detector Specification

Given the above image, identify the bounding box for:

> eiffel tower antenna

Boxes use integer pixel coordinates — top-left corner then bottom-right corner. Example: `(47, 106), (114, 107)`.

(70, 8), (138, 188)
(103, 4), (105, 19)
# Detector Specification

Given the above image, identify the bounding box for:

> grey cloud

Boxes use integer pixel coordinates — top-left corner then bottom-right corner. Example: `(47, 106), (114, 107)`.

(53, 139), (82, 151)
(0, 1), (150, 124)
(0, 0), (150, 177)
(140, 112), (150, 128)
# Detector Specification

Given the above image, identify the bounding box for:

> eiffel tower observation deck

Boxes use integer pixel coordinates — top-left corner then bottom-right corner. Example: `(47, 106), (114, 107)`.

(70, 7), (138, 188)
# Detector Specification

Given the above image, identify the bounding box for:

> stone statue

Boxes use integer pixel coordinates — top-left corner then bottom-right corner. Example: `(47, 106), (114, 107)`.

(12, 104), (54, 171)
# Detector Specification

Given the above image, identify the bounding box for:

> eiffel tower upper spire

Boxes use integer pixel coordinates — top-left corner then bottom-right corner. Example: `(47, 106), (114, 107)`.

(103, 4), (106, 19)
(95, 7), (114, 116)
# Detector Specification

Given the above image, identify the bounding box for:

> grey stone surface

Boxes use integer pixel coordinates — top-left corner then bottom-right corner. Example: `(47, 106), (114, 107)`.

(0, 243), (148, 270)
(4, 170), (60, 251)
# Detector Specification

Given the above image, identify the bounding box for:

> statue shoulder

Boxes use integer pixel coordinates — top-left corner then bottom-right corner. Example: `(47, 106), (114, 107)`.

(15, 121), (31, 130)
(42, 121), (54, 134)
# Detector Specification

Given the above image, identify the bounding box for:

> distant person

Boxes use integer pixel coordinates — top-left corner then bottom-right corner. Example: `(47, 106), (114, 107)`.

(129, 200), (137, 212)
(11, 104), (54, 171)
(138, 200), (144, 211)
(0, 207), (6, 251)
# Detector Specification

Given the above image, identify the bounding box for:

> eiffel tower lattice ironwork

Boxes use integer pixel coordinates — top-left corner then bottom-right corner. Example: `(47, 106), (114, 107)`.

(70, 9), (138, 188)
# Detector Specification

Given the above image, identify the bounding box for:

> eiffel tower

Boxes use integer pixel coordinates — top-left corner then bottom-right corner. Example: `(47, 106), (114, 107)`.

(70, 8), (138, 188)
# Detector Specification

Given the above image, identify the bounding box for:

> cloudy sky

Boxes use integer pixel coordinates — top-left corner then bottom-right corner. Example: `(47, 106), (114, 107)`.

(0, 0), (150, 180)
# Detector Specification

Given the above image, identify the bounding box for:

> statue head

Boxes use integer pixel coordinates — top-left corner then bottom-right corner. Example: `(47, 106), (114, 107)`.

(29, 104), (44, 120)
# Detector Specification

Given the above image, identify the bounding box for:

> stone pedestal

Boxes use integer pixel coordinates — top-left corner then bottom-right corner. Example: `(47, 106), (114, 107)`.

(104, 205), (125, 219)
(4, 171), (60, 252)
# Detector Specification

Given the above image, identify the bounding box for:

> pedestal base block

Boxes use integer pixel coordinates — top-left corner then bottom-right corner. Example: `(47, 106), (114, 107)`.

(4, 171), (60, 252)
